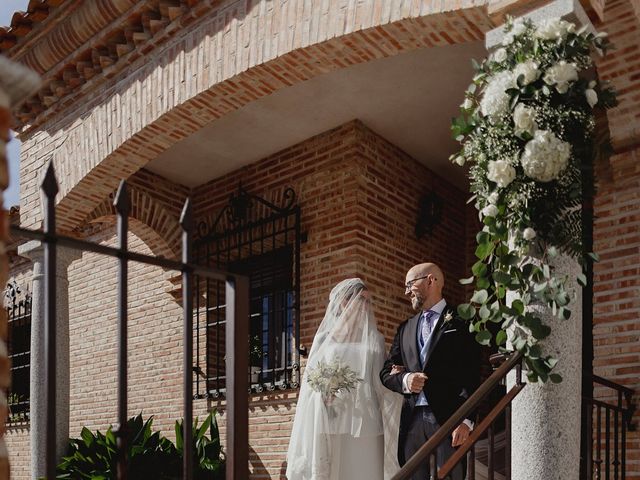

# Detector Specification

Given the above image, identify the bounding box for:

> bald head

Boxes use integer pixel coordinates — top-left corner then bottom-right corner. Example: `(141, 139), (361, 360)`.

(405, 262), (445, 310)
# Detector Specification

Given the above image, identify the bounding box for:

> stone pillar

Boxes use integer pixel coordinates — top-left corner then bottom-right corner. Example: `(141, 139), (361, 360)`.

(18, 241), (81, 479)
(0, 56), (41, 480)
(508, 254), (583, 480)
(485, 2), (593, 479)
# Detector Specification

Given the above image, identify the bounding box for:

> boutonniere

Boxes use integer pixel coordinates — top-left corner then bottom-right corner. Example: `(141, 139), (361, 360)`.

(444, 312), (453, 323)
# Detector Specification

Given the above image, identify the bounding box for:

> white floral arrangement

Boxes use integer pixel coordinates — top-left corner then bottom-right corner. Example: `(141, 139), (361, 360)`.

(451, 17), (616, 382)
(306, 359), (363, 401)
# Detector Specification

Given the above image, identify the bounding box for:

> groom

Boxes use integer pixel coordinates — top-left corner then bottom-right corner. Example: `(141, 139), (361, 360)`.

(380, 262), (480, 480)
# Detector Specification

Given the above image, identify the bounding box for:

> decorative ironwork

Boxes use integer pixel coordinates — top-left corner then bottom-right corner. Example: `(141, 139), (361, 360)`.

(196, 184), (297, 241)
(583, 375), (636, 479)
(5, 280), (32, 426)
(194, 184), (301, 398)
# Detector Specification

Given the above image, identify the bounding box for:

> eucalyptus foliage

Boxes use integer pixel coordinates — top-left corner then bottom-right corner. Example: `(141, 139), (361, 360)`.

(451, 17), (616, 382)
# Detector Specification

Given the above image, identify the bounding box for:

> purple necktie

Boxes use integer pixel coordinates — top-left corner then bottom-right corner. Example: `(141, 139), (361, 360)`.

(421, 310), (436, 345)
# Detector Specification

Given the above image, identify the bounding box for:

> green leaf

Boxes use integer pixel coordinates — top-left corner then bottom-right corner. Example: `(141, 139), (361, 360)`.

(577, 273), (587, 287)
(533, 281), (548, 293)
(471, 289), (489, 304)
(475, 242), (495, 260)
(475, 330), (492, 346)
(81, 427), (95, 448)
(587, 252), (600, 262)
(492, 270), (512, 285)
(472, 261), (488, 277)
(496, 329), (507, 346)
(457, 304), (476, 320)
(476, 232), (490, 244)
(479, 304), (491, 320)
(477, 277), (490, 289)
(528, 344), (541, 359)
(550, 373), (563, 383)
(512, 299), (525, 315)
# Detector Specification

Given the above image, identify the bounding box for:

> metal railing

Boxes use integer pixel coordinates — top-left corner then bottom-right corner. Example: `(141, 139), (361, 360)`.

(10, 162), (250, 479)
(583, 374), (636, 479)
(392, 351), (525, 480)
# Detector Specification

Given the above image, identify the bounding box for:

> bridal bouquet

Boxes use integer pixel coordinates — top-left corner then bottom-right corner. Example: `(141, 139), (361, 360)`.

(306, 359), (362, 402)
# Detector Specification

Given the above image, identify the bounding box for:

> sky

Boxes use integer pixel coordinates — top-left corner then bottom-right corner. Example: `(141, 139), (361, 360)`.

(1, 0), (31, 209)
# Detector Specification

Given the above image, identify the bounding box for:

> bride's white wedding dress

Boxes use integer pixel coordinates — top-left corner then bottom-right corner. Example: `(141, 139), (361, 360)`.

(286, 279), (402, 480)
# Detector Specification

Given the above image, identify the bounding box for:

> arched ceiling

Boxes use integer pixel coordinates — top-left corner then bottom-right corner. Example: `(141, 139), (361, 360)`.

(147, 40), (485, 189)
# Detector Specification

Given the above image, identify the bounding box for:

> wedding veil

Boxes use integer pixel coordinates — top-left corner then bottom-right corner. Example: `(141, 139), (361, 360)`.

(286, 278), (402, 480)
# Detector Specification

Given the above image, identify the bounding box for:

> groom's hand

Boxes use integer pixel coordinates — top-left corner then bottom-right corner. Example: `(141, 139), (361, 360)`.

(451, 423), (471, 447)
(407, 372), (428, 393)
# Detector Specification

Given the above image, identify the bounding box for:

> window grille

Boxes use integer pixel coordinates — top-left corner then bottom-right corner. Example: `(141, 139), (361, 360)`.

(194, 186), (301, 398)
(5, 281), (31, 425)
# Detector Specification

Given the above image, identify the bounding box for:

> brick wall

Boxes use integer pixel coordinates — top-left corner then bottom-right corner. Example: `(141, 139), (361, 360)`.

(593, 147), (640, 478)
(592, 0), (640, 477)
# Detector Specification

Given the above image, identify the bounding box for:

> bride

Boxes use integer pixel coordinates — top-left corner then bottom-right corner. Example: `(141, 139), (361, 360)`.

(286, 278), (402, 480)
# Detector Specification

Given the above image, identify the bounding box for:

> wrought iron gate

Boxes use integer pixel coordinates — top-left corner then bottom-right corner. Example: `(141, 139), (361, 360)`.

(10, 163), (250, 480)
(193, 185), (301, 398)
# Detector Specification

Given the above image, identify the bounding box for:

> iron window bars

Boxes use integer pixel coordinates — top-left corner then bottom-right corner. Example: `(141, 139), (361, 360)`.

(193, 185), (301, 398)
(10, 163), (250, 480)
(5, 281), (31, 425)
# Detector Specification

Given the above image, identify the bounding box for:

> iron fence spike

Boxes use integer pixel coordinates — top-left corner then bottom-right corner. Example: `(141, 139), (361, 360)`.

(40, 160), (59, 197)
(180, 197), (193, 231)
(114, 180), (130, 215)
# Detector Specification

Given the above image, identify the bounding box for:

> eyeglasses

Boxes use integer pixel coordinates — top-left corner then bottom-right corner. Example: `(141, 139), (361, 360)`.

(405, 274), (430, 292)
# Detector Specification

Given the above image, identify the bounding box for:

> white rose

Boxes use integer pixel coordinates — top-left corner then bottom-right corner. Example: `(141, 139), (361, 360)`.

(535, 18), (575, 40)
(480, 71), (515, 121)
(492, 48), (508, 63)
(487, 159), (516, 188)
(586, 89), (598, 108)
(487, 192), (500, 204)
(523, 227), (537, 240)
(514, 60), (540, 85)
(520, 130), (572, 182)
(513, 104), (537, 136)
(482, 204), (499, 217)
(543, 61), (579, 94)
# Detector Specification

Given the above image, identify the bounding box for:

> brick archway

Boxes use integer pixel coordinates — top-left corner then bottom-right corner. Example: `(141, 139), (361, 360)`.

(77, 184), (181, 260)
(19, 2), (495, 231)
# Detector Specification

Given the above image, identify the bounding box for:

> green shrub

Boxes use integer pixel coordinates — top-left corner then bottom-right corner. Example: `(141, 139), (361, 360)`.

(53, 412), (224, 479)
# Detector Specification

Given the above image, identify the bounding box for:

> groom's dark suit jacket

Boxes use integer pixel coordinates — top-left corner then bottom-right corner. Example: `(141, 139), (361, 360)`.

(380, 304), (480, 465)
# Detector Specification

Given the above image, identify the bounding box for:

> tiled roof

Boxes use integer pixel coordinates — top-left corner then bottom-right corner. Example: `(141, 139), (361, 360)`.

(0, 0), (64, 53)
(0, 0), (202, 132)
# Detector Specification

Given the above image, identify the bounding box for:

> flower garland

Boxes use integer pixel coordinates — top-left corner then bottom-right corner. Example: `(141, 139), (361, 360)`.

(451, 17), (616, 382)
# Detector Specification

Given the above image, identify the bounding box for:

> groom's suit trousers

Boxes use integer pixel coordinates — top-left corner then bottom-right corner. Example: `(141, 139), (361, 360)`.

(403, 405), (465, 480)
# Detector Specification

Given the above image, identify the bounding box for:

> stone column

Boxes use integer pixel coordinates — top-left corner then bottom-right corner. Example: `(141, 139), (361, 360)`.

(507, 254), (583, 480)
(18, 241), (81, 479)
(485, 2), (592, 479)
